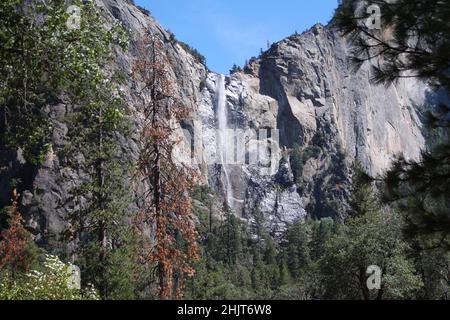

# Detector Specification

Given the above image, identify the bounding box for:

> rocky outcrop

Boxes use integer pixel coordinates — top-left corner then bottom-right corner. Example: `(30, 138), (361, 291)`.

(0, 0), (431, 244)
(201, 23), (428, 225)
(256, 24), (426, 176)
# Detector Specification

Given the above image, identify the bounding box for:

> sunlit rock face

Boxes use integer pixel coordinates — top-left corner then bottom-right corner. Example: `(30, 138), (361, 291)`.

(198, 22), (428, 230)
(0, 0), (430, 244)
(238, 23), (427, 221)
(198, 71), (299, 235)
(257, 24), (426, 176)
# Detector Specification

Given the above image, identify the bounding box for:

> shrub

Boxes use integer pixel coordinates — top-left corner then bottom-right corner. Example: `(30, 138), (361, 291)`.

(137, 5), (150, 16)
(0, 255), (99, 300)
(177, 41), (206, 66)
(230, 64), (242, 74)
(163, 30), (206, 66)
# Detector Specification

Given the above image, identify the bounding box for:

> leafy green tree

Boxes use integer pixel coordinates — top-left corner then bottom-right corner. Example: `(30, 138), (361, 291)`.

(273, 283), (309, 300)
(0, 0), (137, 299)
(51, 1), (136, 299)
(0, 254), (99, 300)
(318, 163), (422, 299)
(0, 0), (124, 164)
(1, 0), (54, 163)
(412, 244), (449, 299)
(319, 211), (422, 299)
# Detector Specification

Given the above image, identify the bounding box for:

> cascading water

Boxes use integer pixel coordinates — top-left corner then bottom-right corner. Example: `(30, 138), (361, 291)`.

(216, 74), (234, 209)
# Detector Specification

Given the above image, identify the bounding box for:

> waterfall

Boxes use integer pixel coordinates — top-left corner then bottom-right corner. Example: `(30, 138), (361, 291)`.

(216, 74), (234, 209)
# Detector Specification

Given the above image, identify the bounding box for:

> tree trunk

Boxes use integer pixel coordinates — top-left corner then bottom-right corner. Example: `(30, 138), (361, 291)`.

(97, 107), (107, 297)
(359, 266), (370, 300)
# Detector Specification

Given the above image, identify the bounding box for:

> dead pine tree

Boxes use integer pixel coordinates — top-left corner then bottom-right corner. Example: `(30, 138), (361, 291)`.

(0, 189), (37, 278)
(132, 30), (199, 300)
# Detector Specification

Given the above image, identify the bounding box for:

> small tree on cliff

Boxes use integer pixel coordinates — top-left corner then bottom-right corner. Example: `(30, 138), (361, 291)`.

(132, 30), (199, 299)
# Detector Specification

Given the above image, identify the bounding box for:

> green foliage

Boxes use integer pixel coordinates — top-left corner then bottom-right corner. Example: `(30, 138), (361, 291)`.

(348, 161), (379, 217)
(319, 211), (423, 299)
(0, 0), (128, 164)
(309, 217), (334, 260)
(192, 185), (213, 204)
(313, 168), (423, 299)
(230, 64), (242, 74)
(187, 197), (339, 300)
(290, 144), (321, 183)
(334, 0), (450, 299)
(1, 0), (446, 301)
(385, 149), (450, 249)
(177, 41), (207, 66)
(285, 221), (311, 279)
(0, 254), (99, 300)
(186, 202), (275, 299)
(165, 28), (206, 65)
(412, 244), (449, 299)
(4, 0), (140, 300)
(187, 171), (433, 300)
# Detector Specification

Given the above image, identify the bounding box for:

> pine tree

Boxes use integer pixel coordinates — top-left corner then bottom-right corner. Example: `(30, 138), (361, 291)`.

(0, 0), (54, 164)
(57, 1), (136, 299)
(348, 161), (379, 217)
(132, 30), (199, 299)
(229, 64), (242, 74)
(285, 221), (311, 279)
(216, 206), (244, 266)
(310, 217), (334, 261)
(0, 0), (136, 299)
(277, 253), (292, 287)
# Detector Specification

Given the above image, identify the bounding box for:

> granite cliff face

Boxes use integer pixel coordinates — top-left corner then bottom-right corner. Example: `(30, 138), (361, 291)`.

(0, 0), (430, 244)
(208, 23), (428, 230)
(0, 0), (208, 247)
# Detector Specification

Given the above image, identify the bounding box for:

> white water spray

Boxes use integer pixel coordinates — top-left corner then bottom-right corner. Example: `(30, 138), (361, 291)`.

(216, 74), (234, 208)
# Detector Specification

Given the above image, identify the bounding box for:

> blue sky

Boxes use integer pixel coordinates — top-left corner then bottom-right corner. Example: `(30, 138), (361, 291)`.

(135, 0), (339, 74)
